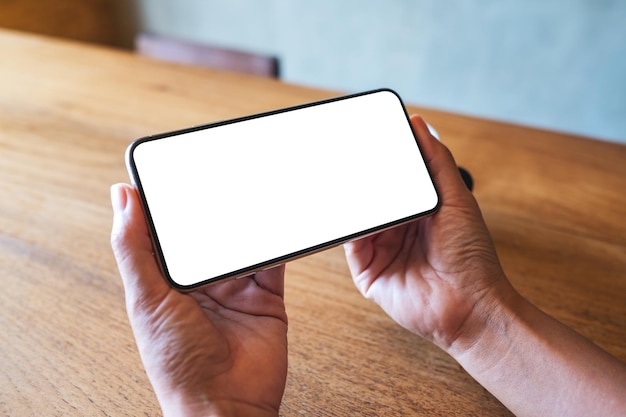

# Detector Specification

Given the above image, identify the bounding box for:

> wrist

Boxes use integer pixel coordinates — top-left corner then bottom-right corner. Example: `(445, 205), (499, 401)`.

(445, 282), (626, 417)
(158, 390), (215, 417)
(445, 279), (523, 362)
(159, 392), (279, 417)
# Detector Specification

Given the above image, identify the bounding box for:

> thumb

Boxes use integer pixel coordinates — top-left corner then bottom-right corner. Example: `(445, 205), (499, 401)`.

(110, 183), (170, 312)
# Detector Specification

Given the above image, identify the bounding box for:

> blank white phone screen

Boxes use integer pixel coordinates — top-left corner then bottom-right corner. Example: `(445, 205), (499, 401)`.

(129, 90), (439, 288)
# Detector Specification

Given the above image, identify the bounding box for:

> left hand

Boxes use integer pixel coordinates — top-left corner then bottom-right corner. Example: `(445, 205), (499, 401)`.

(110, 183), (288, 417)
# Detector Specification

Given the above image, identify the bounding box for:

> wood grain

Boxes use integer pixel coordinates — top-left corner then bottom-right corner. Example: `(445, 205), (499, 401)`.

(0, 29), (624, 416)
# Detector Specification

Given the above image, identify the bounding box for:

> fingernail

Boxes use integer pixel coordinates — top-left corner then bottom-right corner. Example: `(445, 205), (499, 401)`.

(110, 184), (128, 214)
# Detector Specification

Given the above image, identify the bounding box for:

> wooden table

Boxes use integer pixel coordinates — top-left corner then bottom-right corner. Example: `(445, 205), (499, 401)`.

(1, 28), (625, 416)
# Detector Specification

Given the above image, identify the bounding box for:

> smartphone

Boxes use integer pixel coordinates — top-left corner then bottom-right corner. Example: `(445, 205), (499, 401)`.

(126, 89), (439, 290)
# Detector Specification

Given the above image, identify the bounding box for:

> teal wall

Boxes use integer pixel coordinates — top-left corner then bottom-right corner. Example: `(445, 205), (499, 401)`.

(134, 0), (626, 143)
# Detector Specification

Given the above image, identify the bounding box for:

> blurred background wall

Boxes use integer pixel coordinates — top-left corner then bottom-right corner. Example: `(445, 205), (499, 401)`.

(2, 0), (625, 143)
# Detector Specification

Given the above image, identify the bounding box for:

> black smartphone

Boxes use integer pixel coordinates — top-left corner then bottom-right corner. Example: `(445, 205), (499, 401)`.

(126, 89), (439, 290)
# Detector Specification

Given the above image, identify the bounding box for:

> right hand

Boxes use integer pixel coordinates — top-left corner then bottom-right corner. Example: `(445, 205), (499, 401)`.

(343, 115), (517, 352)
(346, 115), (626, 417)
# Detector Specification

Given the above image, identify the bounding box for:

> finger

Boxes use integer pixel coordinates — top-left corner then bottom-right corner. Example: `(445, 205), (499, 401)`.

(110, 183), (170, 310)
(253, 264), (286, 298)
(410, 115), (475, 204)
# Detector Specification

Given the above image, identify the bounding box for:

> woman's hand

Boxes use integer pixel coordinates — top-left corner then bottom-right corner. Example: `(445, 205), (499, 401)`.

(344, 115), (514, 352)
(344, 115), (626, 417)
(111, 183), (287, 417)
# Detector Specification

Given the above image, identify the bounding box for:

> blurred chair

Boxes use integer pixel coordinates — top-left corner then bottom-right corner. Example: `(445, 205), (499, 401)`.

(135, 32), (280, 78)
